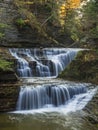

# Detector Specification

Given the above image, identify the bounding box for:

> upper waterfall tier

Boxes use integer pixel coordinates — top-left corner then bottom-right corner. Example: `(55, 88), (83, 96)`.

(9, 48), (79, 77)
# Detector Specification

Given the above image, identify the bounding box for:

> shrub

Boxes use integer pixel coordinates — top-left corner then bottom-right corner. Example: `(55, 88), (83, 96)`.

(0, 58), (13, 71)
(15, 18), (29, 28)
(0, 32), (4, 39)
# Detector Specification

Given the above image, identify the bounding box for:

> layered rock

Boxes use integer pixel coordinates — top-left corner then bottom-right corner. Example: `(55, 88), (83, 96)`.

(84, 89), (98, 124)
(0, 83), (20, 112)
(0, 70), (18, 82)
(58, 50), (98, 85)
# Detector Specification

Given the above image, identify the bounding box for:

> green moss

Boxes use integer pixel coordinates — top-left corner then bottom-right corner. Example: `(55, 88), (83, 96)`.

(0, 23), (9, 28)
(13, 0), (59, 45)
(0, 23), (9, 39)
(0, 58), (13, 71)
(15, 18), (27, 28)
(0, 32), (4, 38)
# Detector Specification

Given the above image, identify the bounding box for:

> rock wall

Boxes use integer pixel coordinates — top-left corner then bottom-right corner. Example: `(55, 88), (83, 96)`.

(0, 47), (19, 112)
(0, 70), (18, 82)
(0, 83), (20, 112)
(84, 88), (98, 125)
(58, 50), (98, 85)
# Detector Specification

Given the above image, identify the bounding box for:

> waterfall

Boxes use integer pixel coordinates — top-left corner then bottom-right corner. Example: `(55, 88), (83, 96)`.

(9, 48), (78, 77)
(9, 48), (96, 112)
(17, 84), (87, 110)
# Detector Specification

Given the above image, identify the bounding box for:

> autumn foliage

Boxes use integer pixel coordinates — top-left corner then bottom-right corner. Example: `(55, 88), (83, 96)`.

(59, 0), (81, 25)
(68, 0), (81, 8)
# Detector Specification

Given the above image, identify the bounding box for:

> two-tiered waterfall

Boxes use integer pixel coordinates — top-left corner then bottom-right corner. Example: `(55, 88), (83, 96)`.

(9, 48), (96, 112)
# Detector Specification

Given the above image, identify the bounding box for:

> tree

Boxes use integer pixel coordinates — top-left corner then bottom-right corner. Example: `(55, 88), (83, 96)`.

(61, 0), (98, 47)
(82, 0), (98, 40)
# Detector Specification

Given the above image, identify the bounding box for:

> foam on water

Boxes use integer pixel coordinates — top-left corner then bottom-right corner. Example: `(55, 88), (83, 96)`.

(9, 48), (79, 77)
(13, 87), (97, 115)
(9, 48), (96, 115)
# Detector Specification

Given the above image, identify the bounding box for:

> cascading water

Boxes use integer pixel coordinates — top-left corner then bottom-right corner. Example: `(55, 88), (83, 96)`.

(9, 48), (97, 113)
(9, 48), (78, 77)
(17, 83), (87, 110)
(9, 49), (32, 77)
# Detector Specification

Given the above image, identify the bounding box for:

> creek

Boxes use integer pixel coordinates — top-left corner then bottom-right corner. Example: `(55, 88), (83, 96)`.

(0, 48), (97, 130)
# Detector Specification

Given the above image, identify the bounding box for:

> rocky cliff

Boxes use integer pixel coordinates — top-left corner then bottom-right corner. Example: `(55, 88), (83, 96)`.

(0, 47), (19, 112)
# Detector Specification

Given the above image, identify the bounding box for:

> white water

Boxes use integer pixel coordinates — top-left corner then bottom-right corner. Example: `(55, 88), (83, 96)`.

(14, 85), (97, 115)
(9, 48), (97, 114)
(9, 48), (79, 77)
(16, 83), (87, 110)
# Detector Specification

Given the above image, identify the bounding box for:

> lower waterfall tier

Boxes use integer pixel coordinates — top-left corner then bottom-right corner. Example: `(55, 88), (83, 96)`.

(17, 83), (87, 110)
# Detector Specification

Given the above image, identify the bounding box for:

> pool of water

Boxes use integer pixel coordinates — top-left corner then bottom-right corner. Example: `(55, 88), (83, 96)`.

(0, 86), (97, 130)
(0, 110), (97, 130)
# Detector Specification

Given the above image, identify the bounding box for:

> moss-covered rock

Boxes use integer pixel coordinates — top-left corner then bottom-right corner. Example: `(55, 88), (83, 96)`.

(0, 47), (20, 112)
(0, 47), (18, 82)
(0, 59), (13, 71)
(58, 50), (98, 84)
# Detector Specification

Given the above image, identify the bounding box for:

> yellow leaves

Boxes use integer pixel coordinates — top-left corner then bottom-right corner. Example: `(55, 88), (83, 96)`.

(59, 4), (66, 18)
(58, 3), (66, 26)
(60, 4), (66, 10)
(58, 0), (81, 26)
(24, 19), (29, 24)
(24, 1), (34, 5)
(14, 0), (34, 8)
(67, 0), (81, 9)
(59, 0), (81, 18)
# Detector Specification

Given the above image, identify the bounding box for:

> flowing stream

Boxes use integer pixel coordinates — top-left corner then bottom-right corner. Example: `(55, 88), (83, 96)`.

(0, 48), (97, 130)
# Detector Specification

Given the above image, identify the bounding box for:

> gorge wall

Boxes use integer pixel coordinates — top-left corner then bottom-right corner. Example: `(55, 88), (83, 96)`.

(0, 47), (19, 112)
(58, 50), (98, 85)
(0, 83), (19, 112)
